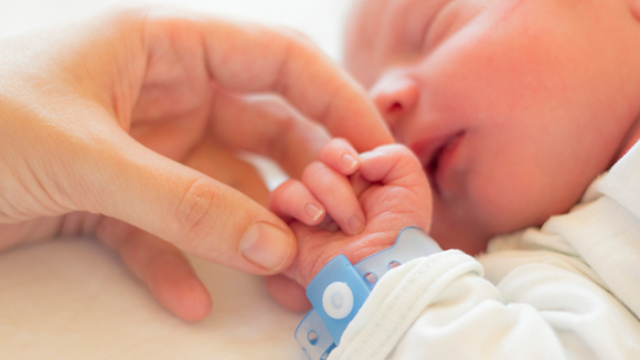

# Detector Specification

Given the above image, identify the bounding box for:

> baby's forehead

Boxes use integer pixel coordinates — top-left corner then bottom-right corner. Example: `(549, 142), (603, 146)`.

(345, 0), (440, 72)
(348, 0), (444, 45)
(347, 0), (386, 43)
(347, 0), (378, 40)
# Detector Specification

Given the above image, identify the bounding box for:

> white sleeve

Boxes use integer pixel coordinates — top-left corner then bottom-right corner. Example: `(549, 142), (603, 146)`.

(327, 249), (640, 360)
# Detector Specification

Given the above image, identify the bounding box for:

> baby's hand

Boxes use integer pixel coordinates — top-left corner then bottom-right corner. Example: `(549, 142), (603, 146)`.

(266, 139), (432, 310)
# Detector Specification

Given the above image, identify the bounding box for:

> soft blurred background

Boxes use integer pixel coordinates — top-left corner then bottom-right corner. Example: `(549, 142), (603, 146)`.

(0, 0), (351, 60)
(0, 1), (353, 359)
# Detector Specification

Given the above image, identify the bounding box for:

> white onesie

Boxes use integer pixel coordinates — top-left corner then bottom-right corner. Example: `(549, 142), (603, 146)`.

(328, 143), (640, 360)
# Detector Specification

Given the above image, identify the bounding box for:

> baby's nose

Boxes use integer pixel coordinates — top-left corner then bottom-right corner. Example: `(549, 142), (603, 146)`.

(369, 74), (419, 138)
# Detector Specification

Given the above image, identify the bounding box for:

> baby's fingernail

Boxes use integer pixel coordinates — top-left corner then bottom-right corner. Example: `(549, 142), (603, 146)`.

(348, 215), (365, 234)
(241, 222), (292, 271)
(305, 203), (324, 222)
(341, 153), (358, 171)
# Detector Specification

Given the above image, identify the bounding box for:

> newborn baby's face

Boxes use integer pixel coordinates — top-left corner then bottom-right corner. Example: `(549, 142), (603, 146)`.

(345, 0), (640, 253)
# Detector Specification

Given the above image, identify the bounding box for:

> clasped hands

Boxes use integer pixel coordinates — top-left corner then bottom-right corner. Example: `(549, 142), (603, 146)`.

(266, 139), (432, 311)
(0, 8), (432, 320)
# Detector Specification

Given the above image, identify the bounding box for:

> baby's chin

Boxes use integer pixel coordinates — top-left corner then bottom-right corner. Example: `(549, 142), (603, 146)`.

(429, 201), (551, 255)
(428, 212), (493, 256)
(434, 232), (492, 256)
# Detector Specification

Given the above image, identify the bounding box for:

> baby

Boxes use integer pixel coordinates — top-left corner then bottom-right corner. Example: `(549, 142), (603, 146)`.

(267, 0), (640, 358)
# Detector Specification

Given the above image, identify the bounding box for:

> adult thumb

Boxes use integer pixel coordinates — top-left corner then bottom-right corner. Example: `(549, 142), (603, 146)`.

(76, 132), (296, 275)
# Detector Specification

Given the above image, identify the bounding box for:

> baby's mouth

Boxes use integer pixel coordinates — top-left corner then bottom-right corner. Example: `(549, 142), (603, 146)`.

(412, 131), (465, 194)
(426, 146), (444, 190)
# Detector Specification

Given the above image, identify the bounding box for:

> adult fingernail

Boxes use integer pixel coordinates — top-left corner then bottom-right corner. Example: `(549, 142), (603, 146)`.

(342, 153), (358, 171)
(241, 222), (292, 271)
(305, 203), (324, 222)
(348, 215), (365, 234)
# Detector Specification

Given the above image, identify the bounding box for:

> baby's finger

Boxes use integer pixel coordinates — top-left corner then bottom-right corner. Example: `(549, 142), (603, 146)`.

(317, 138), (360, 175)
(359, 144), (427, 188)
(302, 162), (365, 235)
(269, 179), (326, 225)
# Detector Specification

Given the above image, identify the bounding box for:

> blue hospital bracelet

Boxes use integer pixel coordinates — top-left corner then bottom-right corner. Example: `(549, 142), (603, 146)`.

(294, 227), (442, 360)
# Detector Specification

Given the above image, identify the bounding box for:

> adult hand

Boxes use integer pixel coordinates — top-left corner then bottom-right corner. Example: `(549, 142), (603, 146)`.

(0, 8), (393, 321)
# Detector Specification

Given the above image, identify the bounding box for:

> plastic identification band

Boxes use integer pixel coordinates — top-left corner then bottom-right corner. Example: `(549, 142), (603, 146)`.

(294, 227), (442, 360)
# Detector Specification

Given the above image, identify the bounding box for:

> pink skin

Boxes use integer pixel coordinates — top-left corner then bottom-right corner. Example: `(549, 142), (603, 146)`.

(270, 138), (366, 235)
(344, 0), (640, 254)
(0, 10), (394, 322)
(267, 139), (432, 311)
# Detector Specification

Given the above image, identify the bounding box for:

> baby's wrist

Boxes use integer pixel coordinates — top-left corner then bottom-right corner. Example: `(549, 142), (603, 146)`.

(295, 227), (441, 360)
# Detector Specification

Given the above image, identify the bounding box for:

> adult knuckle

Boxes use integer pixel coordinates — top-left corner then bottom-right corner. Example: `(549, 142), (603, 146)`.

(259, 102), (297, 161)
(277, 27), (316, 49)
(107, 6), (197, 46)
(271, 26), (323, 87)
(176, 177), (221, 245)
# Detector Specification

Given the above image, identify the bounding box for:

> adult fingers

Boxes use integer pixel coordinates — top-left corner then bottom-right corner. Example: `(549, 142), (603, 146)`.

(0, 217), (64, 250)
(209, 91), (330, 179)
(182, 142), (270, 207)
(302, 162), (365, 235)
(89, 143), (269, 322)
(61, 119), (296, 275)
(141, 10), (394, 150)
(264, 274), (311, 312)
(96, 216), (212, 321)
(0, 208), (212, 325)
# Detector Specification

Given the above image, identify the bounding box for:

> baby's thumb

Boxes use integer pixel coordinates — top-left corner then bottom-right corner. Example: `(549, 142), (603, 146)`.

(77, 133), (296, 275)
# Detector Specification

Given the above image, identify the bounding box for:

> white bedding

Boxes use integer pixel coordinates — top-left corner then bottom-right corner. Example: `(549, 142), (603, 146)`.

(0, 0), (352, 358)
(0, 238), (303, 359)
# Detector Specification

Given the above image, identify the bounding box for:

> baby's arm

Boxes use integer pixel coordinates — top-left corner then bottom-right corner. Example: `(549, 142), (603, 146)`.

(269, 139), (640, 360)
